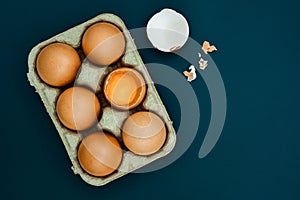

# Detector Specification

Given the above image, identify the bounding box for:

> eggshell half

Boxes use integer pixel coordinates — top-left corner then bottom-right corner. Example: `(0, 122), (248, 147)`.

(146, 8), (189, 52)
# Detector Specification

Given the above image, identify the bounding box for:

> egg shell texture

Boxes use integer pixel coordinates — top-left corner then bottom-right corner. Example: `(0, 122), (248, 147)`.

(56, 87), (101, 131)
(36, 42), (81, 87)
(78, 133), (123, 177)
(82, 22), (126, 66)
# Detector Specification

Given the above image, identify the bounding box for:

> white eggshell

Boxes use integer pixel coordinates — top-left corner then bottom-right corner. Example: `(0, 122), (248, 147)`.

(146, 8), (189, 52)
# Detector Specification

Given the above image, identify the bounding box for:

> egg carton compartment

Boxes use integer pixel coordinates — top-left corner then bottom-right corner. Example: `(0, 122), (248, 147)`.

(27, 13), (176, 186)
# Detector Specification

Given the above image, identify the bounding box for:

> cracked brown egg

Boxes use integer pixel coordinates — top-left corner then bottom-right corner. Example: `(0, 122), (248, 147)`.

(103, 67), (146, 110)
(36, 42), (81, 87)
(122, 111), (167, 155)
(82, 22), (126, 66)
(56, 87), (100, 131)
(78, 132), (123, 177)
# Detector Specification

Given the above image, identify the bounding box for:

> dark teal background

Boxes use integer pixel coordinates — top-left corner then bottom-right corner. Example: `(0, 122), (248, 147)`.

(2, 0), (300, 199)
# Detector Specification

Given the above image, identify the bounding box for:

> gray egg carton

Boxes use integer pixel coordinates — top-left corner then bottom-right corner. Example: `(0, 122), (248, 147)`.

(27, 13), (176, 186)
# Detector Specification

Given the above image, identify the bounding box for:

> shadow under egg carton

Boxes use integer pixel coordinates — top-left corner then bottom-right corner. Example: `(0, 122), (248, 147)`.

(27, 13), (176, 186)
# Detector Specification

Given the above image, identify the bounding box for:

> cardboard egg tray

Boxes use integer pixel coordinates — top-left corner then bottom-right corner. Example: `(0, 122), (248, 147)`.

(27, 13), (176, 186)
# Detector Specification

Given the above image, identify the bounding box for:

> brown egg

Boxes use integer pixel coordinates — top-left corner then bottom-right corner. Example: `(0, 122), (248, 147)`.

(56, 87), (100, 131)
(82, 22), (126, 65)
(122, 111), (167, 155)
(103, 67), (146, 110)
(36, 42), (81, 87)
(78, 132), (123, 177)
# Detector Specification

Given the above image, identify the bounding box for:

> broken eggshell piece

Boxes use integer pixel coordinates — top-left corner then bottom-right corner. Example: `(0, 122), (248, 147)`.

(183, 65), (197, 82)
(146, 8), (189, 52)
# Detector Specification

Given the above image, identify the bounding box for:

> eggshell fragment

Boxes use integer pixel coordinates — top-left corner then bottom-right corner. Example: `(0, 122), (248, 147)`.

(56, 87), (100, 131)
(82, 22), (126, 66)
(122, 111), (167, 155)
(103, 67), (146, 110)
(183, 65), (197, 82)
(36, 42), (81, 87)
(146, 8), (189, 52)
(78, 133), (123, 177)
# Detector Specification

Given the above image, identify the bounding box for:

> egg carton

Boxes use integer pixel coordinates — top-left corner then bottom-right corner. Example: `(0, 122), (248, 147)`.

(27, 13), (176, 186)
